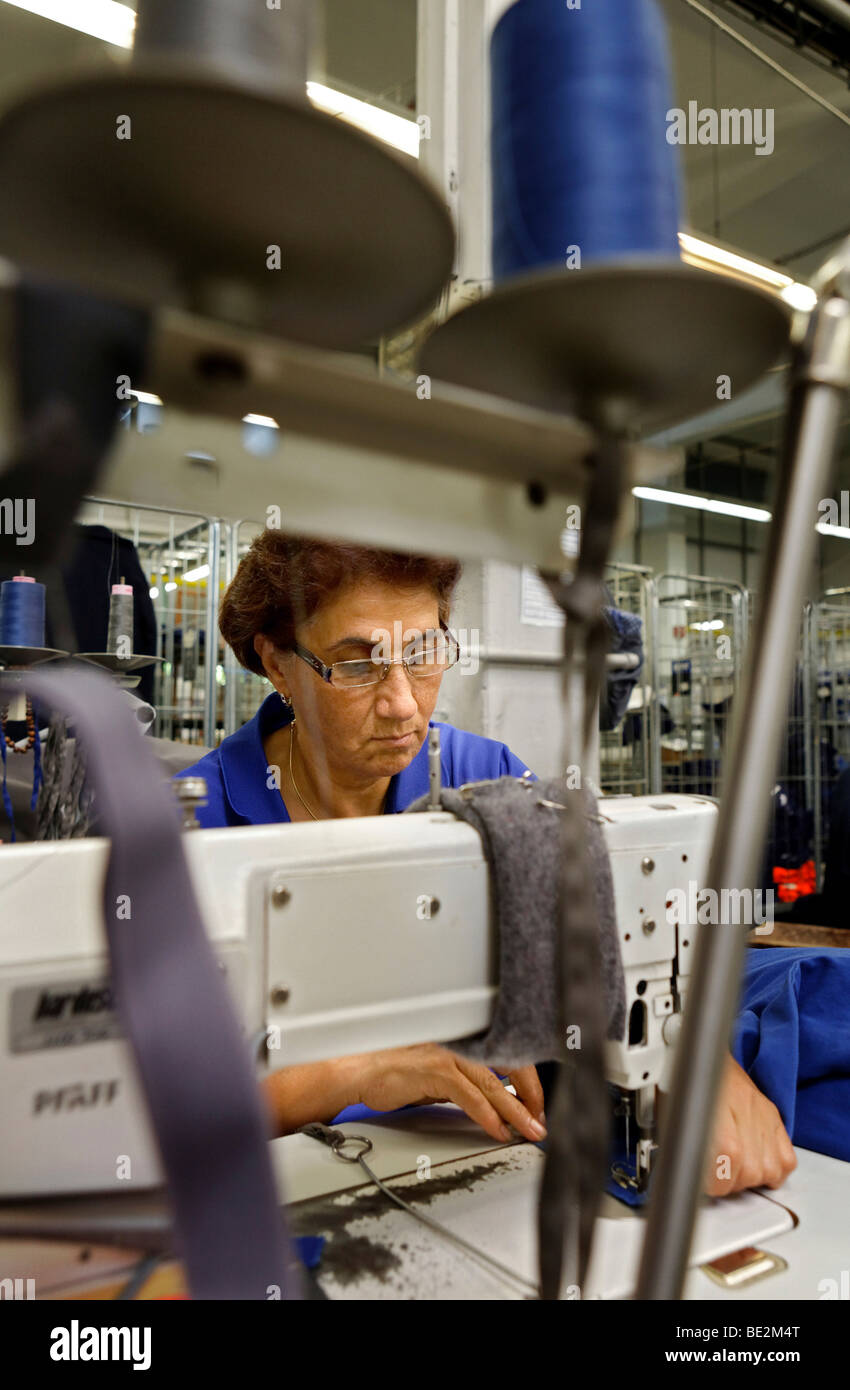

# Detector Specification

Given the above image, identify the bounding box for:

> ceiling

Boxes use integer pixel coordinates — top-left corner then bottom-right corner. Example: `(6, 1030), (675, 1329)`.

(0, 1), (845, 281)
(322, 0), (850, 287)
(660, 0), (850, 283)
(0, 0), (847, 563)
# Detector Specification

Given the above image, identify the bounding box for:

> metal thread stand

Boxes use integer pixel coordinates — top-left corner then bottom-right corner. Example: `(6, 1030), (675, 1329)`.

(637, 241), (850, 1300)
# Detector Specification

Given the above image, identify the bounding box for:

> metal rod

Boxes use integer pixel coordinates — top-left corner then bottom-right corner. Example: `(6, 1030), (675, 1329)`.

(223, 521), (242, 738)
(683, 0), (850, 130)
(164, 516), (175, 742)
(803, 603), (819, 888)
(457, 648), (639, 669)
(142, 308), (676, 495)
(427, 727), (442, 810)
(204, 519), (221, 749)
(637, 289), (850, 1299)
(648, 576), (662, 795)
(639, 571), (652, 795)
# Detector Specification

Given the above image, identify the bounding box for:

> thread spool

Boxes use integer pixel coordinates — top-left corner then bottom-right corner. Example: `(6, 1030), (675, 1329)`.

(134, 0), (312, 101)
(182, 628), (198, 684)
(107, 581), (135, 658)
(0, 574), (45, 648)
(490, 0), (681, 280)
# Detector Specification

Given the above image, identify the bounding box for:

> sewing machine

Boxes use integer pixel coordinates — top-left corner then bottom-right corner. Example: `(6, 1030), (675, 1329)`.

(0, 790), (716, 1200)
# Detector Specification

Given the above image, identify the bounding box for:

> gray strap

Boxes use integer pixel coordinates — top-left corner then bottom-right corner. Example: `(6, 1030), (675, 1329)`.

(1, 666), (298, 1300)
(537, 435), (627, 1299)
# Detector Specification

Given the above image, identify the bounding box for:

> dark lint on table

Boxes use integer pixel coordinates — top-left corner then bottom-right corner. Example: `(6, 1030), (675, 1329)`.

(287, 1153), (524, 1286)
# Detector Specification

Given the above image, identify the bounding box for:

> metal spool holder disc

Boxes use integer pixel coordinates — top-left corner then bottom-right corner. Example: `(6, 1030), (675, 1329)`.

(0, 1), (455, 349)
(420, 260), (791, 435)
(0, 646), (68, 667)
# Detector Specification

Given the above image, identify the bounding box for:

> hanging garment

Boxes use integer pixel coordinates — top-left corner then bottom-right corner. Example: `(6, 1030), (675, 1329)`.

(600, 606), (644, 732)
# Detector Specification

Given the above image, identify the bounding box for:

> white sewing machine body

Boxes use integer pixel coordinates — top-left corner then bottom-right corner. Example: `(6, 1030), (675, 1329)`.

(0, 793), (716, 1199)
(602, 793), (718, 1192)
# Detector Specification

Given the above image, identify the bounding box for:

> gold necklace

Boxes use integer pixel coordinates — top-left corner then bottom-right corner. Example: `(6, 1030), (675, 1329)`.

(288, 720), (319, 821)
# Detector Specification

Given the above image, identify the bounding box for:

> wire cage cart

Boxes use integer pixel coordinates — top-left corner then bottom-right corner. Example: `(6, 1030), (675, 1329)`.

(598, 562), (653, 796)
(146, 515), (224, 747)
(760, 601), (817, 903)
(223, 518), (269, 738)
(810, 591), (850, 891)
(650, 573), (749, 798)
(763, 591), (850, 904)
(77, 498), (224, 748)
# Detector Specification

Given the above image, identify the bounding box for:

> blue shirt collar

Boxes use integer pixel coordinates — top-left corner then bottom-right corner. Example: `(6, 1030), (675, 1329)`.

(219, 691), (292, 822)
(219, 691), (436, 822)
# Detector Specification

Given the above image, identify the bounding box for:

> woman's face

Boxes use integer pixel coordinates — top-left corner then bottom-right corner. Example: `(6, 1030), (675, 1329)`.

(255, 579), (447, 784)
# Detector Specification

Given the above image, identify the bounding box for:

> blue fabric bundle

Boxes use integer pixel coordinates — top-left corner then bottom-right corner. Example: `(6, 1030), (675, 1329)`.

(490, 0), (682, 280)
(734, 947), (850, 1163)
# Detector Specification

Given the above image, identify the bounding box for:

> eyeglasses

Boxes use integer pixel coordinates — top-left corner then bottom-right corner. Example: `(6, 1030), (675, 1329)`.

(290, 626), (461, 690)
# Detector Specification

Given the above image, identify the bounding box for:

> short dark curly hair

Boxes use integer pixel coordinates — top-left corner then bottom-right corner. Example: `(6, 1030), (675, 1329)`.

(220, 530), (463, 676)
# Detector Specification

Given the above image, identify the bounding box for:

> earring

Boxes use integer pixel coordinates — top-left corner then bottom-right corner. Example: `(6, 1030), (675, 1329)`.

(279, 692), (292, 709)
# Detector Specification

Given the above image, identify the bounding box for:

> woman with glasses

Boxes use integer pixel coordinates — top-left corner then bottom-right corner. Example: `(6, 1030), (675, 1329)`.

(181, 529), (533, 825)
(177, 529), (550, 1145)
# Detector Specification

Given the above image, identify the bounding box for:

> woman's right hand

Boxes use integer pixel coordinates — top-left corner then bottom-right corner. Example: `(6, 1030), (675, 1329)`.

(355, 1043), (547, 1145)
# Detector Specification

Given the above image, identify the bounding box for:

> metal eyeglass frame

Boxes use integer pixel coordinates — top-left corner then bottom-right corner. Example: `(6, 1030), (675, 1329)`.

(290, 623), (461, 689)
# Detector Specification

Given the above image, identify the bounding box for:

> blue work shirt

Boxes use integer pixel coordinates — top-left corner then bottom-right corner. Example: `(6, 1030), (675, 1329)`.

(175, 690), (534, 828)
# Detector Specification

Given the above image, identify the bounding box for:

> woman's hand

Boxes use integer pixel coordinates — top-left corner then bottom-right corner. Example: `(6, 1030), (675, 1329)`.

(704, 1054), (797, 1196)
(357, 1044), (547, 1145)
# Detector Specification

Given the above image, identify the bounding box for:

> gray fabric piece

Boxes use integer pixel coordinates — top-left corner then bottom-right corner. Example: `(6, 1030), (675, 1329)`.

(36, 713), (93, 840)
(0, 667), (298, 1300)
(405, 777), (625, 1067)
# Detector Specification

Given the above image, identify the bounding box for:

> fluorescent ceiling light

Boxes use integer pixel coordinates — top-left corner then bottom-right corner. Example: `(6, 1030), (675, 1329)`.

(242, 413), (279, 429)
(678, 232), (816, 312)
(1, 6), (419, 156)
(637, 490), (850, 541)
(130, 389), (162, 406)
(1, 0), (135, 45)
(633, 486), (772, 523)
(679, 232), (788, 288)
(780, 282), (818, 312)
(164, 581), (177, 592)
(307, 81), (419, 157)
(182, 564), (210, 583)
(689, 619), (725, 631)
